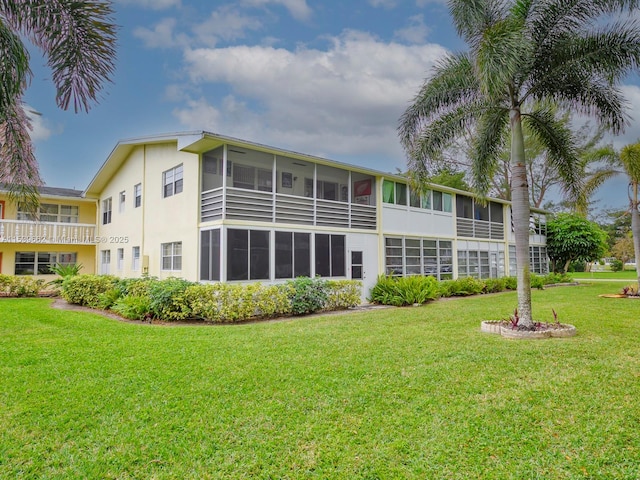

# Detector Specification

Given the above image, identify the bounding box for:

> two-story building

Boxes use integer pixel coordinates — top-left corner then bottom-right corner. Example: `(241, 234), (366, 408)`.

(77, 131), (548, 297)
(0, 187), (97, 277)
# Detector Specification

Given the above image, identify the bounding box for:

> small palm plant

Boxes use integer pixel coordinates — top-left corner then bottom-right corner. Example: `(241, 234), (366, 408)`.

(48, 263), (83, 285)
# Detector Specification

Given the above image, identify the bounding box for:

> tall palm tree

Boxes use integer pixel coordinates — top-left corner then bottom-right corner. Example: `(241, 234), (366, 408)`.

(619, 143), (640, 290)
(0, 1), (117, 209)
(399, 0), (640, 328)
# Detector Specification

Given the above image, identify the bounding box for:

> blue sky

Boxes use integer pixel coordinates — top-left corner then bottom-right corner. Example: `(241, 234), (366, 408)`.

(23, 0), (640, 213)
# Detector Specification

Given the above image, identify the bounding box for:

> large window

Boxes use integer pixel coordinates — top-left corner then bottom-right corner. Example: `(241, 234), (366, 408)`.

(134, 183), (142, 208)
(161, 242), (182, 271)
(509, 245), (548, 275)
(385, 237), (453, 280)
(227, 229), (269, 280)
(15, 252), (77, 275)
(275, 231), (311, 279)
(163, 164), (183, 198)
(315, 234), (345, 277)
(102, 198), (112, 225)
(200, 229), (221, 281)
(17, 203), (79, 223)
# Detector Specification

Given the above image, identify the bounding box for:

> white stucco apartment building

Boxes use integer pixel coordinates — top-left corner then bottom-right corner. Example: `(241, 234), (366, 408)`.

(1, 131), (548, 297)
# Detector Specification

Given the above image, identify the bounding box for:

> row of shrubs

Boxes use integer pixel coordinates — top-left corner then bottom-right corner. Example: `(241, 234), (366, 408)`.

(369, 272), (573, 306)
(60, 275), (362, 323)
(0, 274), (47, 297)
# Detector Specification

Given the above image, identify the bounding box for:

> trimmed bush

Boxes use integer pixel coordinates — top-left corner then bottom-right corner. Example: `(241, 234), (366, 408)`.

(324, 280), (362, 310)
(369, 275), (440, 306)
(288, 277), (329, 315)
(148, 277), (195, 321)
(483, 277), (507, 294)
(185, 283), (294, 323)
(61, 275), (119, 307)
(0, 274), (45, 297)
(111, 295), (152, 320)
(439, 277), (485, 297)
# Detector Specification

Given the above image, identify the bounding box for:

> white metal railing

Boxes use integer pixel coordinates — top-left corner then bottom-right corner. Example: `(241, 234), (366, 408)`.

(201, 188), (377, 230)
(0, 220), (97, 244)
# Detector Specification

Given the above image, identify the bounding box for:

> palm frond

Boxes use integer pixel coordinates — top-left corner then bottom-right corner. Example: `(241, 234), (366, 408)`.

(3, 0), (118, 112)
(0, 18), (30, 120)
(470, 107), (509, 197)
(399, 53), (479, 151)
(448, 0), (508, 48)
(522, 106), (583, 203)
(0, 101), (42, 213)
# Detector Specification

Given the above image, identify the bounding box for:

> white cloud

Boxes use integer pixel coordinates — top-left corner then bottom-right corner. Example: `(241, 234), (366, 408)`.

(369, 0), (398, 8)
(133, 18), (187, 48)
(394, 14), (430, 44)
(193, 6), (262, 46)
(172, 30), (447, 169)
(24, 107), (56, 141)
(115, 0), (180, 10)
(241, 0), (312, 21)
(613, 84), (640, 148)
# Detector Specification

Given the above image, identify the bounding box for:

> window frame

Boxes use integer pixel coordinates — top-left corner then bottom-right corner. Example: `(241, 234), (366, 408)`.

(161, 242), (182, 271)
(134, 183), (142, 208)
(102, 198), (112, 225)
(162, 164), (184, 198)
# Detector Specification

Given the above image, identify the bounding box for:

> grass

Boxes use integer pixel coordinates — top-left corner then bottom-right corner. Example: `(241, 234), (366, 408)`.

(571, 270), (638, 281)
(1, 282), (639, 479)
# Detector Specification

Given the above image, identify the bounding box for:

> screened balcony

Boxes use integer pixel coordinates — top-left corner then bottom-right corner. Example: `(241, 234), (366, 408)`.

(200, 146), (377, 230)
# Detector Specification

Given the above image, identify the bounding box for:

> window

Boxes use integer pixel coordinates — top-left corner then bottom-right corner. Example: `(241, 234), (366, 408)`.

(60, 205), (79, 223)
(409, 189), (421, 208)
(509, 245), (547, 275)
(132, 246), (140, 271)
(119, 191), (126, 213)
(315, 234), (345, 277)
(351, 251), (363, 279)
(134, 183), (142, 208)
(275, 231), (311, 279)
(14, 252), (77, 275)
(161, 242), (182, 271)
(200, 230), (220, 281)
(395, 183), (407, 205)
(227, 229), (269, 280)
(102, 198), (112, 225)
(317, 180), (338, 201)
(17, 203), (79, 223)
(117, 248), (124, 270)
(385, 237), (453, 280)
(382, 180), (395, 203)
(101, 250), (111, 274)
(163, 164), (183, 198)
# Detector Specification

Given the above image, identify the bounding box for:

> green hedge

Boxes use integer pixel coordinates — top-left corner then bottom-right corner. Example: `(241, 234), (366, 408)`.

(59, 275), (362, 323)
(369, 273), (572, 306)
(0, 274), (45, 297)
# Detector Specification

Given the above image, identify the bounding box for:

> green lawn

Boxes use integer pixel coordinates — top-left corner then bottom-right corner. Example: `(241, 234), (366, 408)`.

(572, 270), (638, 281)
(2, 283), (639, 479)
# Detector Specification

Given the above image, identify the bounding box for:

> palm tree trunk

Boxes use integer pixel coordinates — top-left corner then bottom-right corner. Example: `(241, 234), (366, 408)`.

(510, 108), (533, 328)
(631, 182), (640, 291)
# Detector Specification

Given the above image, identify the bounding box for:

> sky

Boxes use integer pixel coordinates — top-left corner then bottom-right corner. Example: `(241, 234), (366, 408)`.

(23, 0), (640, 214)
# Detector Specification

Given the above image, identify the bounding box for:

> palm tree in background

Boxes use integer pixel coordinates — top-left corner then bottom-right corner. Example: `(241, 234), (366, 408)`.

(0, 0), (117, 209)
(619, 143), (640, 290)
(399, 0), (640, 328)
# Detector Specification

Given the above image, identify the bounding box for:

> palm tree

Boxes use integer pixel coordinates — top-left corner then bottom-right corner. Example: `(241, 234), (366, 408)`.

(0, 1), (117, 209)
(619, 143), (640, 290)
(399, 0), (640, 328)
